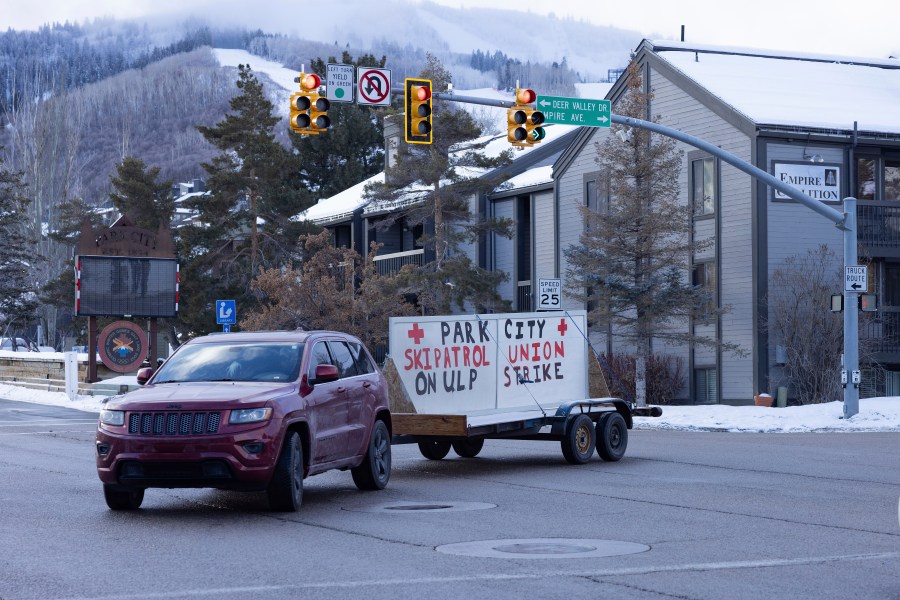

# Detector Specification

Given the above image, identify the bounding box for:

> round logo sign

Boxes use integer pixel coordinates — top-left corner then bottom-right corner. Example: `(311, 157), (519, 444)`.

(99, 320), (149, 373)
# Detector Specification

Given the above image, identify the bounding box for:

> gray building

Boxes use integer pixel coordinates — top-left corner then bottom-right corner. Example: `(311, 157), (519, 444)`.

(551, 40), (900, 403)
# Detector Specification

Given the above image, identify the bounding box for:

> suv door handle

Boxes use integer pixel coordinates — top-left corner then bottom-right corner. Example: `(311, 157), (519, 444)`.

(362, 381), (371, 388)
(336, 386), (347, 393)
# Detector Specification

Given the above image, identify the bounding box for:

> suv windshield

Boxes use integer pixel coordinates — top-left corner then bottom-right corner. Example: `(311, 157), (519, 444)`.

(153, 342), (304, 383)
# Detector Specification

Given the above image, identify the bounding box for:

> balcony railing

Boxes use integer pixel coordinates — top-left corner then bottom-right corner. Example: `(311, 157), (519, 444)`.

(372, 248), (424, 276)
(857, 203), (900, 256)
(517, 281), (532, 312)
(860, 310), (900, 354)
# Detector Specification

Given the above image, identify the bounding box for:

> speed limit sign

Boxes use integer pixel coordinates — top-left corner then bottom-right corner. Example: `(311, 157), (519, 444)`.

(538, 278), (562, 311)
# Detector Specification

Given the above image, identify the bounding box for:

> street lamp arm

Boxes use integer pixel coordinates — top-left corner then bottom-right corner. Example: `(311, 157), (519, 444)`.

(614, 115), (846, 226)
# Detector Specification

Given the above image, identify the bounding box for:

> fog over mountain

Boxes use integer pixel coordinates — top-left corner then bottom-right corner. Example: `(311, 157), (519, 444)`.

(160, 0), (637, 81)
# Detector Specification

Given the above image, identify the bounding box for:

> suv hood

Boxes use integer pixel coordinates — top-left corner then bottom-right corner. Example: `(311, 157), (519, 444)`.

(104, 382), (296, 410)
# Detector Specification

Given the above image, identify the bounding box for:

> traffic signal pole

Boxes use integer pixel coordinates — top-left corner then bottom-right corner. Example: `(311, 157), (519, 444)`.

(389, 90), (861, 416)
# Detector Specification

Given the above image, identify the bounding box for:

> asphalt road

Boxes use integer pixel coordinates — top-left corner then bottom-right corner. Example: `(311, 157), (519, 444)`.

(0, 398), (897, 600)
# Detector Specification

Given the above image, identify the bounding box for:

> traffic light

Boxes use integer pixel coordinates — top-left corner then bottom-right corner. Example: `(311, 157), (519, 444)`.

(308, 94), (330, 134)
(289, 92), (311, 133)
(507, 87), (545, 147)
(405, 78), (432, 144)
(289, 73), (328, 135)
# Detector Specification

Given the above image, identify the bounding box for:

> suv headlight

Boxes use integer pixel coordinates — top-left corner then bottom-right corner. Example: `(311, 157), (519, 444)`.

(99, 409), (125, 426)
(229, 407), (272, 425)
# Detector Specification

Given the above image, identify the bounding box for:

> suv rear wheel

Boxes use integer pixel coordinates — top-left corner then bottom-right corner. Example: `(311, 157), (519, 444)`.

(351, 420), (391, 490)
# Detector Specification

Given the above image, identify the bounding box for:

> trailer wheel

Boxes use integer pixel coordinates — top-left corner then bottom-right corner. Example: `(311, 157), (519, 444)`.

(451, 438), (485, 458)
(596, 412), (628, 462)
(418, 440), (452, 460)
(561, 414), (595, 464)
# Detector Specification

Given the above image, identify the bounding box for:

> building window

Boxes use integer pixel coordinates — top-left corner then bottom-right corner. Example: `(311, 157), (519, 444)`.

(856, 155), (900, 201)
(695, 368), (717, 404)
(586, 173), (611, 212)
(886, 159), (900, 201)
(691, 157), (715, 216)
(884, 264), (900, 307)
(692, 261), (717, 320)
(857, 157), (876, 200)
(586, 179), (597, 211)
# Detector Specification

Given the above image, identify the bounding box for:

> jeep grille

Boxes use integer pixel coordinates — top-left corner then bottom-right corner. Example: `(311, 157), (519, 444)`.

(128, 411), (221, 435)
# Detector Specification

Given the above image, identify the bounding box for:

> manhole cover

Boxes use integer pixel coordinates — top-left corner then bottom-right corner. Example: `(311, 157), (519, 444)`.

(344, 501), (496, 514)
(495, 542), (597, 555)
(436, 538), (650, 559)
(386, 504), (454, 511)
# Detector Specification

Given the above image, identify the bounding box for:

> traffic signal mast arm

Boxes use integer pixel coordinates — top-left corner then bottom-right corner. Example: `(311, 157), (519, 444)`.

(390, 89), (839, 219)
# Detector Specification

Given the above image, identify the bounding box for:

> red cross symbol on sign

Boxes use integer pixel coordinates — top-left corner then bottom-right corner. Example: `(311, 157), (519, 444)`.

(557, 319), (568, 336)
(408, 323), (425, 344)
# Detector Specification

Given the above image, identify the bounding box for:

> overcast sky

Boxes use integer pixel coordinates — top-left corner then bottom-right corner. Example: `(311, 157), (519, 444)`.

(4, 0), (898, 59)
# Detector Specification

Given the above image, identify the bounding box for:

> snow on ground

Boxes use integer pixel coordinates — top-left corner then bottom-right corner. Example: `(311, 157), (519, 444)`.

(1, 382), (897, 433)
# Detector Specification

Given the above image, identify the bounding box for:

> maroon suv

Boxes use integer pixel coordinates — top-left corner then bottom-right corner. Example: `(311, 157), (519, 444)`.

(96, 330), (391, 511)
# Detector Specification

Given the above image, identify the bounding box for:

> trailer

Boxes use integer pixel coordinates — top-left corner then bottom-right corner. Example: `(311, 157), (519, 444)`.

(386, 311), (662, 463)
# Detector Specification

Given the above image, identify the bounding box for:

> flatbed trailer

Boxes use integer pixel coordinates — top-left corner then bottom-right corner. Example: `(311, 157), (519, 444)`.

(391, 397), (662, 464)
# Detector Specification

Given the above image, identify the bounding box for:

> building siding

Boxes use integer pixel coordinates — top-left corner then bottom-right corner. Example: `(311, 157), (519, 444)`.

(493, 199), (515, 303)
(533, 189), (556, 281)
(556, 128), (606, 311)
(648, 65), (756, 402)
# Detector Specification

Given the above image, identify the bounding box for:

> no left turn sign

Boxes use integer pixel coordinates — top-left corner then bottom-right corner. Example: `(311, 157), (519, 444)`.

(357, 68), (391, 106)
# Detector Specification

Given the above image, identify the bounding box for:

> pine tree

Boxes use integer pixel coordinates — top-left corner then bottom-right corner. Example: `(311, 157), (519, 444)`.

(179, 64), (314, 336)
(292, 52), (387, 200)
(108, 156), (173, 230)
(363, 53), (514, 315)
(564, 62), (739, 406)
(0, 156), (39, 342)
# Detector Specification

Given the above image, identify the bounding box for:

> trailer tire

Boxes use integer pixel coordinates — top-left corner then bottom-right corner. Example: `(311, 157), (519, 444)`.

(596, 412), (628, 462)
(451, 438), (485, 458)
(561, 414), (595, 464)
(418, 440), (452, 460)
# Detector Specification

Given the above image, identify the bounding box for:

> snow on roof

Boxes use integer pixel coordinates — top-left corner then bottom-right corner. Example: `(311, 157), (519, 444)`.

(296, 172), (384, 224)
(652, 41), (900, 133)
(500, 165), (554, 192)
(575, 82), (614, 101)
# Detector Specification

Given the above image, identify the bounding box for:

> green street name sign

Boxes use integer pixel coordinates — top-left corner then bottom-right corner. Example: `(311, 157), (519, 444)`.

(537, 95), (611, 128)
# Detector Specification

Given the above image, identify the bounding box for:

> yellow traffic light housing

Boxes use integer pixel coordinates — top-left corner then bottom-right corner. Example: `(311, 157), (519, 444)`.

(405, 78), (432, 144)
(289, 92), (311, 133)
(308, 94), (330, 134)
(290, 73), (327, 135)
(507, 87), (545, 148)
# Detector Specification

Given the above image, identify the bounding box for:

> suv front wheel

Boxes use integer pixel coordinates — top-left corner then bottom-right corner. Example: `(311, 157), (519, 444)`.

(104, 484), (144, 510)
(267, 432), (304, 511)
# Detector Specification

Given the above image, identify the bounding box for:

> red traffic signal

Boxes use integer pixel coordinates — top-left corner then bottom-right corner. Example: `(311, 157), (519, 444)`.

(515, 88), (536, 104)
(299, 73), (321, 92)
(405, 78), (433, 145)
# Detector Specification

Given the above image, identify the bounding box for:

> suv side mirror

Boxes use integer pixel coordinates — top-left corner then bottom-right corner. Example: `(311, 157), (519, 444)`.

(136, 367), (155, 386)
(312, 364), (339, 384)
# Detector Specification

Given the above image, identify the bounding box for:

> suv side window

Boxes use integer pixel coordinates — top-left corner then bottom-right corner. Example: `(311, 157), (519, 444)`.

(307, 342), (334, 380)
(348, 342), (374, 374)
(327, 341), (359, 379)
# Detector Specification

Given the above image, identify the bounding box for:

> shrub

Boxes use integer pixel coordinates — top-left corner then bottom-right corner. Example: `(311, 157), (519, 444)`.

(594, 353), (686, 405)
